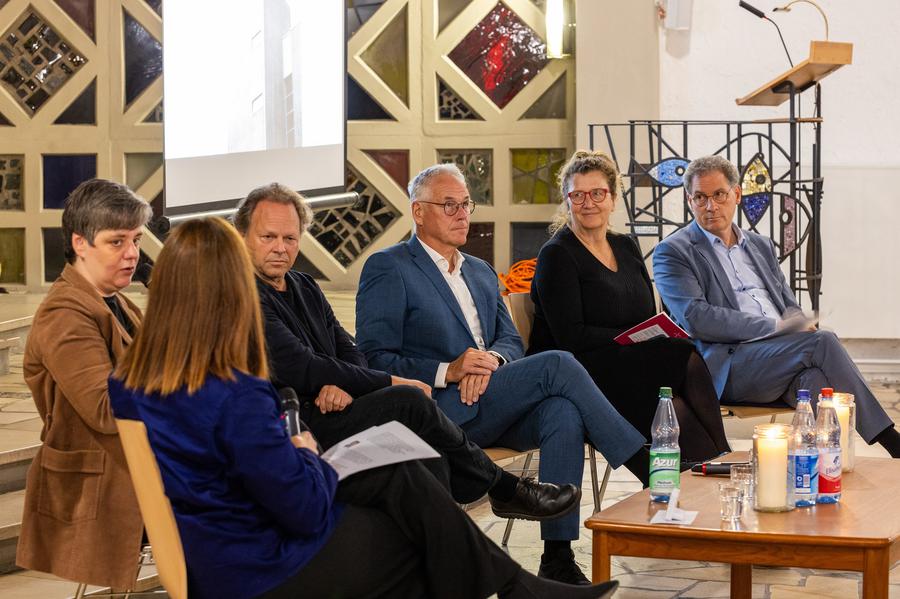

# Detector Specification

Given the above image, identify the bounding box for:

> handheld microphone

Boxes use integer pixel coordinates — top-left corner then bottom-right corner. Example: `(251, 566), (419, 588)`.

(691, 461), (750, 476)
(278, 387), (303, 437)
(133, 263), (153, 288)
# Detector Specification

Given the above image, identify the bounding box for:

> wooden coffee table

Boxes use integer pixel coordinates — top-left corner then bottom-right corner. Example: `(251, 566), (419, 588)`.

(586, 455), (900, 599)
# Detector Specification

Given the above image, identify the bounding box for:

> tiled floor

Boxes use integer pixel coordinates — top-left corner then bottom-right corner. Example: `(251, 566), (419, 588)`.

(2, 290), (900, 597)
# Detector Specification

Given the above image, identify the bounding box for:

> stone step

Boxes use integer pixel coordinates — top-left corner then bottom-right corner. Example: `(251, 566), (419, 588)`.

(0, 316), (31, 354)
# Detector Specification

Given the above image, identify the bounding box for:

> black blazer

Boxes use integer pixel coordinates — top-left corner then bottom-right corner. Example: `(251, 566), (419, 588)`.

(257, 271), (391, 401)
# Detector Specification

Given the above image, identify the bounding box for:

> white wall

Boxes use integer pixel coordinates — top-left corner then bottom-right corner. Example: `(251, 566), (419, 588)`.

(578, 0), (900, 337)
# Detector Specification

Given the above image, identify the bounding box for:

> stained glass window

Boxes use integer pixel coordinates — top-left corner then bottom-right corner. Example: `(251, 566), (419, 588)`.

(438, 0), (471, 33)
(308, 167), (401, 267)
(123, 9), (162, 107)
(0, 9), (88, 114)
(511, 222), (551, 263)
(363, 149), (409, 192)
(347, 0), (385, 40)
(461, 222), (494, 265)
(448, 3), (548, 109)
(511, 148), (566, 204)
(53, 0), (95, 41)
(360, 6), (408, 105)
(125, 153), (163, 191)
(347, 75), (393, 120)
(42, 154), (96, 209)
(0, 155), (24, 211)
(54, 77), (96, 124)
(42, 227), (65, 282)
(437, 150), (492, 205)
(522, 72), (565, 119)
(0, 228), (25, 284)
(438, 77), (481, 120)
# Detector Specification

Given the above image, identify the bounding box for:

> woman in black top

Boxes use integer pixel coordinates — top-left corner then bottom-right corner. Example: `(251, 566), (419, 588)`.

(529, 151), (730, 461)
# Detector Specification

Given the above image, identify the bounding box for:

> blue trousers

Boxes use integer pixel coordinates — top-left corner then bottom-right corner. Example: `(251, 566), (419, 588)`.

(459, 350), (646, 540)
(724, 330), (892, 442)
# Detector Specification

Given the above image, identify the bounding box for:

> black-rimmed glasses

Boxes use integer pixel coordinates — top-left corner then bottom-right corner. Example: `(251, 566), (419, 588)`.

(417, 200), (475, 216)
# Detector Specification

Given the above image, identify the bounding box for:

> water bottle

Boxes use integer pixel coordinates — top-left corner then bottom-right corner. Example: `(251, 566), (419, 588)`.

(789, 389), (818, 507)
(649, 387), (680, 503)
(816, 388), (842, 504)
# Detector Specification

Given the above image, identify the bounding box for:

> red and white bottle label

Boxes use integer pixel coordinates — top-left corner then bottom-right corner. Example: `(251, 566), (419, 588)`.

(819, 449), (842, 494)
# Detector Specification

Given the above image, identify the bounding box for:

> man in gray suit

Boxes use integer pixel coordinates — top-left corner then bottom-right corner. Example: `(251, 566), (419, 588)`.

(653, 155), (900, 457)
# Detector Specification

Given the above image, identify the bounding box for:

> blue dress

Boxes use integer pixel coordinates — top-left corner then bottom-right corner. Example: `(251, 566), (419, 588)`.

(108, 371), (342, 599)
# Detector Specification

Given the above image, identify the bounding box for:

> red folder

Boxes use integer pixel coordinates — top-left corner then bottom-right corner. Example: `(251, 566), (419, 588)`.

(613, 313), (690, 345)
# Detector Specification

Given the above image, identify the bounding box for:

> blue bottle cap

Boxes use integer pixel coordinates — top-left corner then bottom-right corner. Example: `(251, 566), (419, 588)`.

(797, 389), (811, 400)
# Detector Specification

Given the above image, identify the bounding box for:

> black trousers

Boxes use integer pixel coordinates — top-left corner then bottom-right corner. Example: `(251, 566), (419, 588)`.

(259, 460), (521, 599)
(300, 385), (501, 504)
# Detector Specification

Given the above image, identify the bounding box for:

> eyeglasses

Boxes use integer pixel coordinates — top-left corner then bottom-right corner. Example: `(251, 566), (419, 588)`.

(567, 188), (610, 204)
(690, 189), (732, 208)
(417, 200), (475, 216)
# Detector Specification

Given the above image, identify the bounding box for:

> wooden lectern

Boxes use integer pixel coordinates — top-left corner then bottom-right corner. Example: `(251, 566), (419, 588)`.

(736, 40), (853, 106)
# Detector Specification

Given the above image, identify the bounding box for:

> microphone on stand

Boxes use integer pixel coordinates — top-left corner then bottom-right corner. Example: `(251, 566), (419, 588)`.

(738, 1), (794, 67)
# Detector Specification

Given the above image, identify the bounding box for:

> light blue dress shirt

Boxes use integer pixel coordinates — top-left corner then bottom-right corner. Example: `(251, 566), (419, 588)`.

(699, 224), (782, 321)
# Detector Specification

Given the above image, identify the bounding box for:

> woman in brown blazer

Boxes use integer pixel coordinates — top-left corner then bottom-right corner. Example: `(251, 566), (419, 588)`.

(16, 179), (152, 589)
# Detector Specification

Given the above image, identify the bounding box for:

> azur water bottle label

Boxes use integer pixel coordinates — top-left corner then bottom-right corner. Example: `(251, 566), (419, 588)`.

(792, 453), (818, 505)
(649, 450), (680, 495)
(818, 448), (841, 494)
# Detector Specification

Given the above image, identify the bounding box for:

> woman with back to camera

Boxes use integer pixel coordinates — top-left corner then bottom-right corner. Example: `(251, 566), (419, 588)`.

(108, 216), (618, 599)
(529, 151), (730, 463)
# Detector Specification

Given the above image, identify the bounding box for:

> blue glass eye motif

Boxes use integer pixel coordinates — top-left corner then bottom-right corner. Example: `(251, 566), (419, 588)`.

(647, 157), (690, 188)
(740, 153), (773, 226)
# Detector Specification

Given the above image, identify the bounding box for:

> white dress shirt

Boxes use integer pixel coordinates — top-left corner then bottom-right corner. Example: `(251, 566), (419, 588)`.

(419, 240), (494, 388)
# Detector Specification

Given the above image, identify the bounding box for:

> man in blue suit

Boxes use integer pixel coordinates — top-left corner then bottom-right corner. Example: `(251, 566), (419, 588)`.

(653, 155), (900, 457)
(356, 164), (649, 585)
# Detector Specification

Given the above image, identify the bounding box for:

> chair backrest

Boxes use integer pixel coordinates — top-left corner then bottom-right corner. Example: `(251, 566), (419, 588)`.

(116, 418), (188, 599)
(503, 292), (535, 352)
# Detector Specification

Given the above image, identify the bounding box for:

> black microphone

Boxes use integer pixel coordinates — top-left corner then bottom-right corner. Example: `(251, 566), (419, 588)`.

(739, 1), (765, 19)
(738, 1), (794, 67)
(133, 263), (153, 288)
(278, 387), (303, 437)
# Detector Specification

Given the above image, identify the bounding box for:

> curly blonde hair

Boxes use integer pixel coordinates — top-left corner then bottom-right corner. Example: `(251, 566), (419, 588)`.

(550, 150), (622, 235)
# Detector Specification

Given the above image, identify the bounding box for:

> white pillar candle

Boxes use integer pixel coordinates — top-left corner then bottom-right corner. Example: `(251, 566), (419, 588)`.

(757, 428), (789, 509)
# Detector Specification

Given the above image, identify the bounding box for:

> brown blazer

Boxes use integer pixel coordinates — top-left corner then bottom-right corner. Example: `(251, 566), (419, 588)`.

(16, 264), (144, 588)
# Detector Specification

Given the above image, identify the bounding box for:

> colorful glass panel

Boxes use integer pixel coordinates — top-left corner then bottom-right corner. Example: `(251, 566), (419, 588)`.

(42, 227), (65, 282)
(522, 72), (566, 119)
(437, 77), (481, 120)
(0, 8), (88, 114)
(42, 154), (96, 209)
(742, 192), (772, 227)
(125, 153), (163, 191)
(741, 153), (772, 226)
(0, 155), (24, 211)
(347, 75), (393, 120)
(648, 157), (690, 188)
(360, 5), (408, 105)
(0, 228), (25, 284)
(123, 9), (162, 107)
(461, 222), (494, 265)
(439, 0), (471, 33)
(308, 167), (401, 267)
(363, 149), (409, 192)
(511, 148), (565, 204)
(780, 193), (796, 258)
(448, 2), (548, 109)
(54, 77), (96, 124)
(347, 0), (385, 40)
(52, 0), (95, 41)
(511, 222), (551, 263)
(437, 149), (492, 205)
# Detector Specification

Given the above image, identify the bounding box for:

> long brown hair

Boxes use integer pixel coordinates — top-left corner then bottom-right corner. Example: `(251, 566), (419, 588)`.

(115, 217), (268, 394)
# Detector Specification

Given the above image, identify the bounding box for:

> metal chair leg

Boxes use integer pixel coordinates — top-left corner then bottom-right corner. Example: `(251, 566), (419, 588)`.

(501, 451), (535, 547)
(590, 445), (612, 513)
(74, 583), (88, 599)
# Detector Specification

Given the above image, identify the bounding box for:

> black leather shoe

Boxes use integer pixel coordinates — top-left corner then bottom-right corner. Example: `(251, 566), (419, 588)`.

(537, 549), (592, 586)
(489, 478), (580, 521)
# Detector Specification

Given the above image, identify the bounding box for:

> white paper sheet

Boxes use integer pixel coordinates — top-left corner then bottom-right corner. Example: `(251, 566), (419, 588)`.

(320, 421), (440, 481)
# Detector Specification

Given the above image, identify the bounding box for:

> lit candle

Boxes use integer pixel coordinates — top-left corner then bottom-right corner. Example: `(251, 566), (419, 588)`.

(756, 426), (789, 509)
(834, 393), (855, 472)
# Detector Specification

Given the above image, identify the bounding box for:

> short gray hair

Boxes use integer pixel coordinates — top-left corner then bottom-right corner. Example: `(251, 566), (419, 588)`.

(683, 155), (740, 196)
(408, 163), (466, 202)
(233, 183), (313, 234)
(62, 179), (152, 264)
